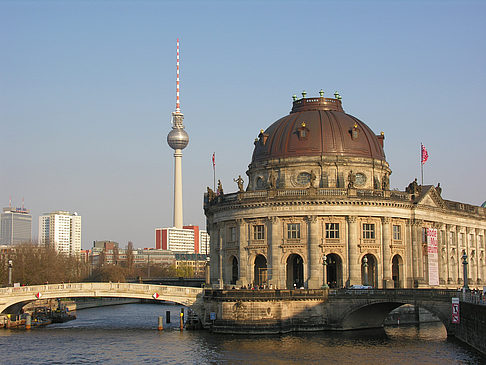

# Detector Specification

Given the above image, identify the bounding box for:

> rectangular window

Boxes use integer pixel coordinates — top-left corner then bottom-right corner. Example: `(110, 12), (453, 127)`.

(449, 232), (454, 245)
(459, 233), (464, 246)
(325, 223), (339, 239)
(253, 225), (264, 240)
(479, 235), (484, 248)
(393, 225), (401, 240)
(229, 227), (236, 241)
(362, 223), (375, 239)
(287, 223), (301, 239)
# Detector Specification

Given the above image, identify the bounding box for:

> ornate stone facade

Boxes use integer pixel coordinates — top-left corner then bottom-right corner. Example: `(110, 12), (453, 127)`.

(204, 94), (486, 289)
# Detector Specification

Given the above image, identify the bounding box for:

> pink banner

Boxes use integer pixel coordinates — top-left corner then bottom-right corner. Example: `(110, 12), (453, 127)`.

(427, 228), (439, 286)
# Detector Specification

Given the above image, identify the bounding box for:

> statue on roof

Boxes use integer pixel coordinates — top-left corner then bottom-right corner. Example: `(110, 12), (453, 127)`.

(268, 170), (277, 189)
(436, 182), (442, 196)
(347, 170), (355, 189)
(207, 187), (216, 202)
(234, 175), (244, 192)
(382, 173), (390, 190)
(217, 180), (224, 195)
(405, 178), (419, 195)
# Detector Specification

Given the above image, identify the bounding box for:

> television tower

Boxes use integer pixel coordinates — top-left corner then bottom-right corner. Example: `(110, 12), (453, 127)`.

(167, 39), (189, 229)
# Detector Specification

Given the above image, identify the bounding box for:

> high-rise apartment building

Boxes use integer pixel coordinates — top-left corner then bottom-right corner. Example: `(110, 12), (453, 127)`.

(155, 225), (210, 254)
(0, 206), (32, 245)
(39, 211), (81, 255)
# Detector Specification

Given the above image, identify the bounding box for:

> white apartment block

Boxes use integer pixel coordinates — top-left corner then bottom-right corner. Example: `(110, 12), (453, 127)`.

(156, 225), (210, 254)
(39, 211), (81, 255)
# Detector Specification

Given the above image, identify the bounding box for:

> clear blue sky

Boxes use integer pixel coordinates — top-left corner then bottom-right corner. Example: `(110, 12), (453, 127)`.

(1, 0), (485, 249)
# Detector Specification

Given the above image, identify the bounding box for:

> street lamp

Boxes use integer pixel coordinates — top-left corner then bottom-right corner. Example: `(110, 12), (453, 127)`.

(363, 256), (368, 286)
(462, 253), (469, 291)
(322, 254), (328, 289)
(205, 256), (211, 287)
(8, 259), (13, 286)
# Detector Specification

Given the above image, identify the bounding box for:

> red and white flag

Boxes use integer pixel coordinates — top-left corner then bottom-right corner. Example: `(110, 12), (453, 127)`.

(212, 152), (215, 168)
(421, 144), (429, 165)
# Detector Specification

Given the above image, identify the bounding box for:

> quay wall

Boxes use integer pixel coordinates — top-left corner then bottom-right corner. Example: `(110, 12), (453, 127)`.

(201, 289), (329, 333)
(454, 302), (486, 355)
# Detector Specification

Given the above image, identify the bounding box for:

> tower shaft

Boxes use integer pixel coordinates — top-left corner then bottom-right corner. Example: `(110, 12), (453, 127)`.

(173, 149), (183, 228)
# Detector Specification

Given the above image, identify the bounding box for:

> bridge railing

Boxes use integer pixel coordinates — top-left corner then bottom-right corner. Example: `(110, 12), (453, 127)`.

(329, 288), (460, 299)
(0, 283), (203, 297)
(204, 289), (327, 301)
(461, 291), (486, 306)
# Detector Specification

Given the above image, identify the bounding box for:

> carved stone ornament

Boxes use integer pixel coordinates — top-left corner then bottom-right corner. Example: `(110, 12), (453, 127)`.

(306, 215), (318, 224)
(268, 216), (280, 224)
(346, 215), (357, 223)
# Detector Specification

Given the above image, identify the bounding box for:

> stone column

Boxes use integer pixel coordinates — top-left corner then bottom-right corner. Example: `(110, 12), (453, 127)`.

(307, 215), (320, 289)
(477, 229), (484, 283)
(209, 222), (219, 286)
(417, 222), (424, 284)
(269, 217), (281, 289)
(446, 225), (452, 284)
(218, 223), (224, 289)
(381, 217), (393, 288)
(236, 219), (248, 287)
(405, 219), (413, 288)
(456, 226), (462, 284)
(346, 216), (360, 287)
(411, 219), (421, 287)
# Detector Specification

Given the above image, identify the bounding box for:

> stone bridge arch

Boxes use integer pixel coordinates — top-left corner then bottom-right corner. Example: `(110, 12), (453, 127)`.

(325, 289), (456, 334)
(0, 283), (205, 321)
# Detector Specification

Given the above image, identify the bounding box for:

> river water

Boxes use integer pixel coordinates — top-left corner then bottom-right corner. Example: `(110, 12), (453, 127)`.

(0, 303), (483, 364)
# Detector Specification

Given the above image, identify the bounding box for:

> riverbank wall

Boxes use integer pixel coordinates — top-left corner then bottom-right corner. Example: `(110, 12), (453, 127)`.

(453, 301), (486, 355)
(202, 290), (328, 334)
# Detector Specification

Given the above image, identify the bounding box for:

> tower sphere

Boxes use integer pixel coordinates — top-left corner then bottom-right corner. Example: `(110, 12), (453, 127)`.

(167, 127), (189, 150)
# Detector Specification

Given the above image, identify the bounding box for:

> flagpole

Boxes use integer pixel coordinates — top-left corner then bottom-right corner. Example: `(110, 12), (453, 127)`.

(212, 152), (216, 191)
(421, 143), (424, 186)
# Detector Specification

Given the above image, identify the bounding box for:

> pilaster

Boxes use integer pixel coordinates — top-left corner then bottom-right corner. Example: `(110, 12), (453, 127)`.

(381, 217), (393, 288)
(306, 215), (320, 289)
(236, 218), (248, 287)
(269, 216), (282, 289)
(346, 216), (360, 287)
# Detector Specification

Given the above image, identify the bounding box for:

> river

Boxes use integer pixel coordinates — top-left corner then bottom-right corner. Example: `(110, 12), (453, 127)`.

(0, 303), (483, 364)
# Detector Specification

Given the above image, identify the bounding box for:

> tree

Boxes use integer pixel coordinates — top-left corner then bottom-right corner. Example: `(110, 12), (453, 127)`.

(125, 241), (134, 275)
(0, 242), (90, 285)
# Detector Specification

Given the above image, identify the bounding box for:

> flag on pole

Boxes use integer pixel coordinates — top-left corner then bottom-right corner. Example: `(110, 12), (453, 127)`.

(421, 144), (429, 165)
(212, 152), (215, 168)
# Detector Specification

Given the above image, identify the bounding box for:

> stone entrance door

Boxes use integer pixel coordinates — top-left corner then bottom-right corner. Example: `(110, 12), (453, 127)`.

(254, 255), (267, 287)
(326, 253), (343, 288)
(286, 254), (304, 289)
(231, 256), (238, 285)
(392, 254), (402, 288)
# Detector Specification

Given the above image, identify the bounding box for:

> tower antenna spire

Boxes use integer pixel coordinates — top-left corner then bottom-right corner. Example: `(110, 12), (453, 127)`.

(167, 38), (189, 229)
(176, 38), (180, 113)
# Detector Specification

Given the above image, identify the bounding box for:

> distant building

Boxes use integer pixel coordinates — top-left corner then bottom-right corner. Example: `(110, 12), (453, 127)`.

(174, 253), (208, 277)
(89, 242), (175, 268)
(155, 225), (210, 254)
(39, 211), (81, 255)
(0, 206), (32, 245)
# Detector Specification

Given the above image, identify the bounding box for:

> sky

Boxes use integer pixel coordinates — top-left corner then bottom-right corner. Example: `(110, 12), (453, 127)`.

(1, 0), (485, 250)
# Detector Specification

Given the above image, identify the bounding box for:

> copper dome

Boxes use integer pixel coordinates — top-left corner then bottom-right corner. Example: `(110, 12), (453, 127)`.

(251, 96), (386, 163)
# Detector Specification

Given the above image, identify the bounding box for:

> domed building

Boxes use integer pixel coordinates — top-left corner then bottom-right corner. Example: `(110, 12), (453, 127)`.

(204, 92), (486, 290)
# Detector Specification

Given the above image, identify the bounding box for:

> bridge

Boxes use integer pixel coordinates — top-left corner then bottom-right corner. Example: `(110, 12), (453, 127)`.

(0, 285), (466, 335)
(203, 288), (462, 334)
(0, 283), (204, 315)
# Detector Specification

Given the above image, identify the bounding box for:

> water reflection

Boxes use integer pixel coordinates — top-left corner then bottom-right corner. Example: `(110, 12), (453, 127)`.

(0, 304), (483, 365)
